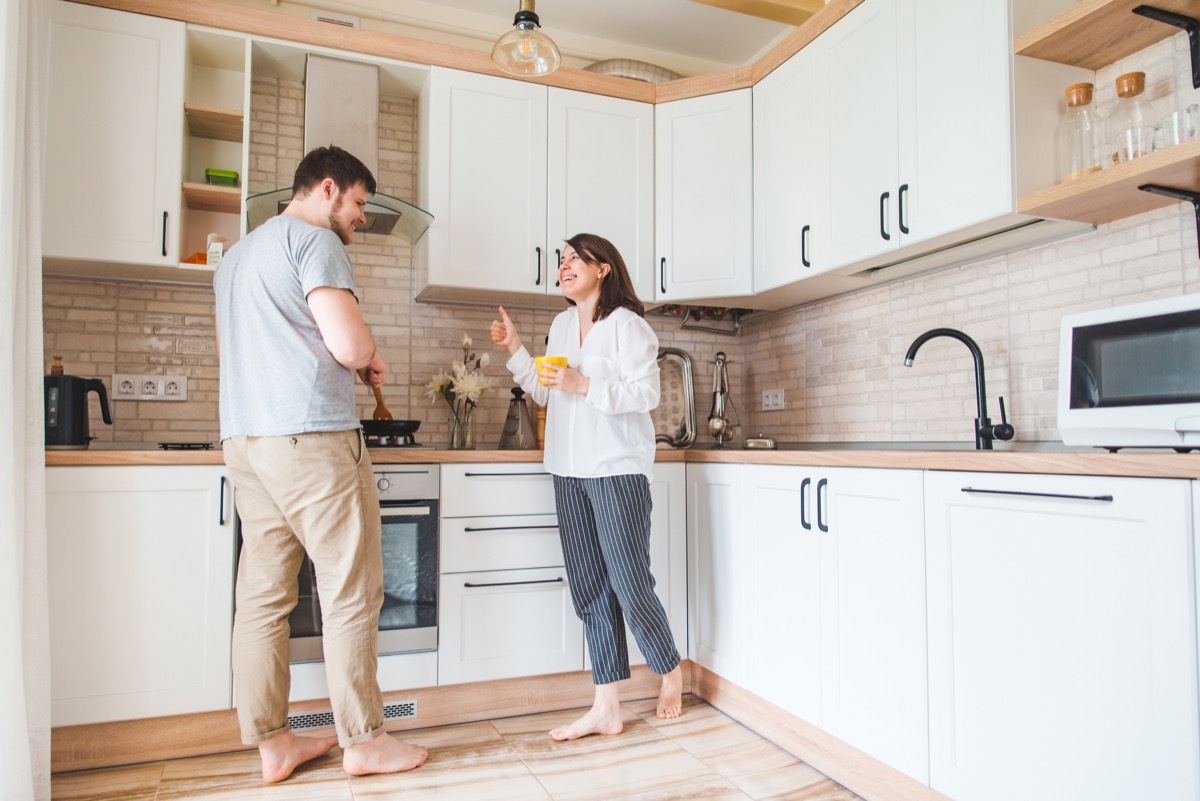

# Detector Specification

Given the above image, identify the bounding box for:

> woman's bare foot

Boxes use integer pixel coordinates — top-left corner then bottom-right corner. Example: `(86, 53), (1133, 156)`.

(258, 730), (339, 784)
(656, 665), (683, 719)
(342, 733), (428, 776)
(550, 684), (623, 741)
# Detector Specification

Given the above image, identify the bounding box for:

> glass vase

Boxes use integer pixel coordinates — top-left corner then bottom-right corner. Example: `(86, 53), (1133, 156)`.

(449, 406), (476, 449)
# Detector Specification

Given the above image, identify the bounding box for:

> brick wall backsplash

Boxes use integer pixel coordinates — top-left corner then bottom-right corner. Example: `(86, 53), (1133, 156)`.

(41, 33), (1200, 448)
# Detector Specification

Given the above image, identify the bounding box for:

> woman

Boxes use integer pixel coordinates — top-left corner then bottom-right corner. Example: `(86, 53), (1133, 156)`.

(490, 233), (683, 740)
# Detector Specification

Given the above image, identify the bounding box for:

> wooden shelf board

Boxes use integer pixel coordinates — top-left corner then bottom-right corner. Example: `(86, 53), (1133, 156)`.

(1018, 137), (1200, 224)
(184, 102), (243, 142)
(1016, 0), (1199, 70)
(182, 182), (241, 214)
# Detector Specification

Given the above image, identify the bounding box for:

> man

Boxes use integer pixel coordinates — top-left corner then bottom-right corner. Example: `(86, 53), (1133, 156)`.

(215, 146), (427, 782)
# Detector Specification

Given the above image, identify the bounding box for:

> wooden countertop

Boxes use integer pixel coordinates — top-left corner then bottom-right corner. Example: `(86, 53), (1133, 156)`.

(43, 445), (1200, 479)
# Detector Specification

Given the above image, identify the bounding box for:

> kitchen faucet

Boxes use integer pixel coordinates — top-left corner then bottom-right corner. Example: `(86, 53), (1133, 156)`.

(903, 328), (1015, 450)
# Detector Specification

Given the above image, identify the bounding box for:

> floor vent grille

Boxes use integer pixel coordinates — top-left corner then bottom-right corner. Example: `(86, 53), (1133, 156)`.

(288, 700), (417, 732)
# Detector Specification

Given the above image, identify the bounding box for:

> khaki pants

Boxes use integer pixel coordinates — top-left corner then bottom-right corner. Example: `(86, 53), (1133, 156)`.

(224, 430), (384, 747)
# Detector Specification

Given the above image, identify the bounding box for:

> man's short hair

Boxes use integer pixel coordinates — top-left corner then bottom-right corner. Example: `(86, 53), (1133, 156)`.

(292, 145), (377, 197)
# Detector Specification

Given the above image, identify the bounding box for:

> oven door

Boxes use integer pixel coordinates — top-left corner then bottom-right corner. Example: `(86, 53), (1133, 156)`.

(288, 499), (439, 662)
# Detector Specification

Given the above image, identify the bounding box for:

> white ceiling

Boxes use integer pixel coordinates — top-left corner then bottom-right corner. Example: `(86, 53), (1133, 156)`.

(277, 0), (795, 75)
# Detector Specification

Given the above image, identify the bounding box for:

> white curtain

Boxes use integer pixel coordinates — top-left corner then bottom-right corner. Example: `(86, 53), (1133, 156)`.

(0, 0), (48, 798)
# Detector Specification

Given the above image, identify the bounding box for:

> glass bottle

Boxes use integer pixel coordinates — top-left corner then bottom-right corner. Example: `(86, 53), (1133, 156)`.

(1110, 71), (1152, 164)
(1057, 82), (1101, 182)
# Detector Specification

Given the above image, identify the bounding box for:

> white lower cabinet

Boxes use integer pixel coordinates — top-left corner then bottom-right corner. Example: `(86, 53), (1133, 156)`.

(437, 464), (582, 685)
(745, 465), (927, 782)
(46, 466), (236, 726)
(925, 471), (1200, 801)
(687, 463), (752, 685)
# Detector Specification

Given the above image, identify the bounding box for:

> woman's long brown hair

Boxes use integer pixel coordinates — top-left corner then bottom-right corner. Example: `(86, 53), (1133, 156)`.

(564, 233), (645, 322)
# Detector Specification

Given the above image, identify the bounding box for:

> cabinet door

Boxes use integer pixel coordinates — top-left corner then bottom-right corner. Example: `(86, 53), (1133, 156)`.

(548, 89), (655, 302)
(824, 0), (900, 268)
(655, 90), (754, 303)
(46, 466), (235, 726)
(421, 67), (549, 295)
(925, 472), (1200, 801)
(753, 36), (831, 290)
(438, 567), (583, 685)
(897, 0), (1013, 247)
(43, 1), (184, 266)
(745, 465), (822, 722)
(687, 463), (751, 683)
(819, 467), (928, 783)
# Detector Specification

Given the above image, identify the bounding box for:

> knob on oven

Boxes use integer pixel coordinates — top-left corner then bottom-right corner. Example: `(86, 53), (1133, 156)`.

(376, 476), (391, 492)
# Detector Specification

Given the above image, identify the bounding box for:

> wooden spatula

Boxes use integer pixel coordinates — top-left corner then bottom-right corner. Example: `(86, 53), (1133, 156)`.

(371, 385), (393, 420)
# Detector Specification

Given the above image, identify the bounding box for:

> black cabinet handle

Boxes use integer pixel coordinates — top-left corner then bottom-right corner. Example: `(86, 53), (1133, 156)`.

(816, 477), (829, 532)
(462, 524), (559, 532)
(879, 192), (891, 241)
(535, 246), (542, 286)
(898, 183), (910, 234)
(961, 487), (1114, 502)
(219, 475), (227, 526)
(660, 257), (667, 294)
(161, 211), (168, 257)
(801, 224), (811, 268)
(463, 471), (550, 477)
(800, 476), (811, 531)
(555, 248), (561, 287)
(464, 577), (564, 589)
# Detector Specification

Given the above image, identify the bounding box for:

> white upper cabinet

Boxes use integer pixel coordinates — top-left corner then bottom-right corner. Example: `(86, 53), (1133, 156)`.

(824, 0), (1016, 270)
(548, 88), (655, 303)
(754, 35), (832, 291)
(419, 67), (549, 298)
(418, 67), (654, 306)
(656, 89), (754, 304)
(42, 0), (184, 267)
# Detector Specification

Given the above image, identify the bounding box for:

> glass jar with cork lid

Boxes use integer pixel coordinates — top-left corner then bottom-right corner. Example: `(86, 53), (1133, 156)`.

(1110, 71), (1152, 164)
(1058, 82), (1101, 182)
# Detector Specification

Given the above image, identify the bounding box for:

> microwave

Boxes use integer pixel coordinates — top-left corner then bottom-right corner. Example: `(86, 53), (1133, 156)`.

(1058, 293), (1200, 450)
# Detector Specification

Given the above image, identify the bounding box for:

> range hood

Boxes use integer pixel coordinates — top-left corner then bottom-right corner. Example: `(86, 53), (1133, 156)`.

(245, 54), (432, 244)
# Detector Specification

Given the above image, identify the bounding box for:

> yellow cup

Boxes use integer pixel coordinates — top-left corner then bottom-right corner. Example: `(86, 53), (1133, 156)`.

(535, 355), (568, 386)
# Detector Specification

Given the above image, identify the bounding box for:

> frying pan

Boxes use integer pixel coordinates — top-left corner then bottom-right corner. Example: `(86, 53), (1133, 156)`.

(360, 419), (421, 437)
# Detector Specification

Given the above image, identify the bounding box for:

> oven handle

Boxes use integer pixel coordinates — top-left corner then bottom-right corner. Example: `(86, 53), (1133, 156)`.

(380, 505), (433, 517)
(463, 577), (564, 589)
(463, 471), (550, 477)
(463, 524), (559, 532)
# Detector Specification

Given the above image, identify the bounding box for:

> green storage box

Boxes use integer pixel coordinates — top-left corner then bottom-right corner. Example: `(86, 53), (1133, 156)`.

(205, 168), (239, 187)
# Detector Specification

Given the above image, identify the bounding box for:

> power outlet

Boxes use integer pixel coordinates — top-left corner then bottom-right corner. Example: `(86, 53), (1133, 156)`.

(761, 388), (785, 411)
(112, 374), (188, 402)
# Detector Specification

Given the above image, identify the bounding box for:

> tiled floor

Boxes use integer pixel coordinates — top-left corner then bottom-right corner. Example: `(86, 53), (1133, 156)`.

(52, 696), (865, 801)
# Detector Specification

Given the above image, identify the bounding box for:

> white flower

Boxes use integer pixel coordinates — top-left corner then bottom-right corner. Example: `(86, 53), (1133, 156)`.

(479, 352), (491, 369)
(462, 333), (473, 349)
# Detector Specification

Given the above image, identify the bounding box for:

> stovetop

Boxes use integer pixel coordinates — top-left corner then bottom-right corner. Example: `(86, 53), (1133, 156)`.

(158, 441), (215, 450)
(363, 433), (431, 448)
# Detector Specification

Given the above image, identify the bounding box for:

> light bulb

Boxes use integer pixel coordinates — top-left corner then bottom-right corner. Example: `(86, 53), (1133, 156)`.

(491, 4), (561, 77)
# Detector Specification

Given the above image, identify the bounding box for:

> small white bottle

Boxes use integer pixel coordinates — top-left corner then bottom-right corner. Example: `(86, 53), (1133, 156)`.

(206, 233), (226, 268)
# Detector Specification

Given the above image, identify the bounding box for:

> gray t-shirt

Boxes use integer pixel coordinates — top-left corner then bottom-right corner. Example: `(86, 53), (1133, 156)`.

(214, 214), (360, 439)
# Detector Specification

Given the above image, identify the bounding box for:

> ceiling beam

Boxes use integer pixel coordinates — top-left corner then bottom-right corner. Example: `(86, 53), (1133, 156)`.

(687, 0), (824, 26)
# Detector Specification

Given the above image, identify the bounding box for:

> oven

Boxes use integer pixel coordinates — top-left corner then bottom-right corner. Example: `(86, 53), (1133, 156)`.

(286, 464), (440, 662)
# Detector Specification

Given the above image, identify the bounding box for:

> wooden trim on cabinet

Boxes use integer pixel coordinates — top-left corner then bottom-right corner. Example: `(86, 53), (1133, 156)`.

(51, 663), (692, 772)
(184, 102), (243, 142)
(750, 0), (865, 82)
(690, 665), (956, 801)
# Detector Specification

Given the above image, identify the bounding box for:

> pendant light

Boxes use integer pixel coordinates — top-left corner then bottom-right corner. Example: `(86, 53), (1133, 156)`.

(491, 0), (561, 77)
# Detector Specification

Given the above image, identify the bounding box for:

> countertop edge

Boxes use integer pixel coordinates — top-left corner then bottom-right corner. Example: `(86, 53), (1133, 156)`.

(44, 447), (1200, 478)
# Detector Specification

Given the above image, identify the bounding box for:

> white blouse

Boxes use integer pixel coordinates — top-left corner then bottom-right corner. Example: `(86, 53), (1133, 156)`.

(506, 306), (660, 479)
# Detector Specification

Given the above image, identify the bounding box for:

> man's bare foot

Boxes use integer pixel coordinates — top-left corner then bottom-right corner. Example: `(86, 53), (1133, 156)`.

(258, 730), (339, 784)
(549, 705), (624, 741)
(342, 733), (428, 776)
(656, 665), (683, 719)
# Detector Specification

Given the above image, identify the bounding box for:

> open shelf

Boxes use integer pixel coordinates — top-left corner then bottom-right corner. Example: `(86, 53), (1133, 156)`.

(182, 182), (241, 214)
(1019, 137), (1200, 223)
(184, 103), (243, 142)
(1016, 0), (1197, 69)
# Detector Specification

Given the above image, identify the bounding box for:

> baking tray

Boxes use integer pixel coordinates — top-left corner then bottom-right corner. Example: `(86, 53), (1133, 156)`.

(653, 347), (696, 448)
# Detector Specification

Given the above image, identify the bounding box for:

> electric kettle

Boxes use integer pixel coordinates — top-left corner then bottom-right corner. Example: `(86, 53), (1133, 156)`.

(44, 356), (112, 449)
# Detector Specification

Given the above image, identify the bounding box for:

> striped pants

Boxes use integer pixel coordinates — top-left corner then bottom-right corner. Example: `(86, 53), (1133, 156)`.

(553, 474), (681, 685)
